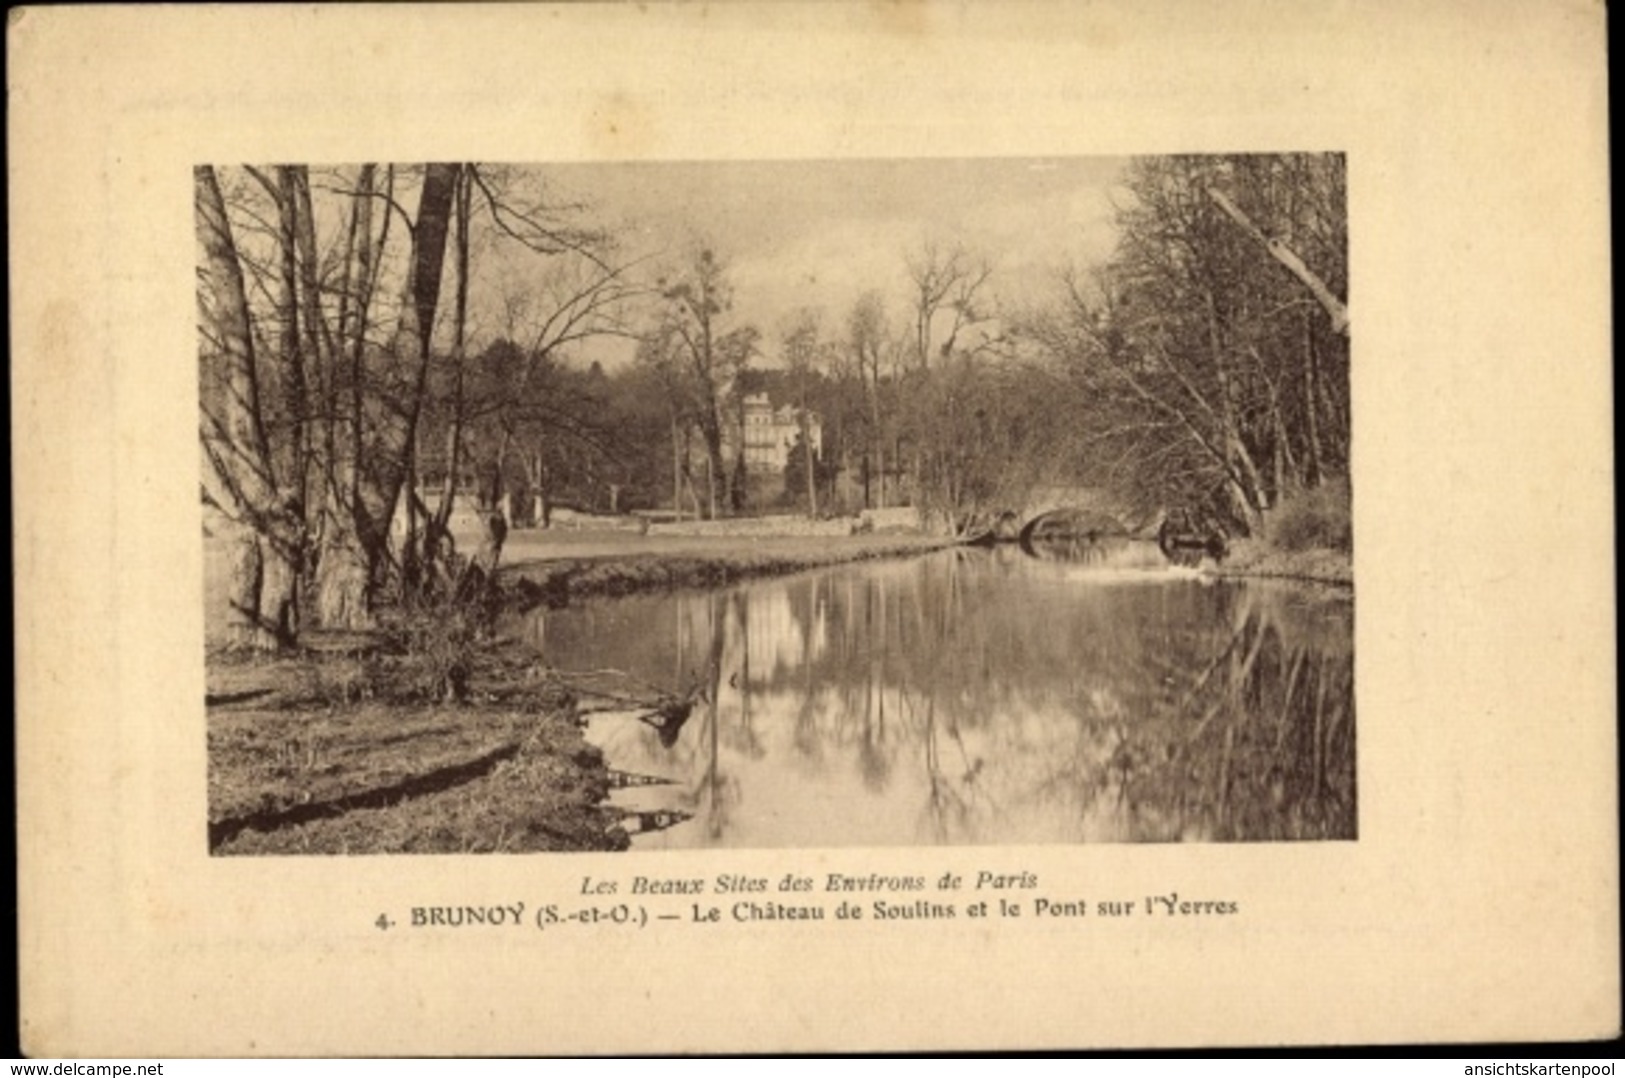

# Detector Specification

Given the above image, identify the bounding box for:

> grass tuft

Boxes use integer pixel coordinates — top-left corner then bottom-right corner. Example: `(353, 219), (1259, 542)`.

(1268, 478), (1352, 554)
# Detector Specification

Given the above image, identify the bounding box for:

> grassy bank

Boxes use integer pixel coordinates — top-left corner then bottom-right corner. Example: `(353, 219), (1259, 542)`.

(207, 641), (628, 855)
(1213, 540), (1353, 588)
(1212, 480), (1353, 588)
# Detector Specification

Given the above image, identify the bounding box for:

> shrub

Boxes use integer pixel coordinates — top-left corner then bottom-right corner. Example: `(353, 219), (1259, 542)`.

(376, 580), (496, 703)
(1269, 478), (1352, 553)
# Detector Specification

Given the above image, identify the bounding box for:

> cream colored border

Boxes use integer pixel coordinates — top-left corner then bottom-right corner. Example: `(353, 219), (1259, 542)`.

(11, 2), (1616, 1055)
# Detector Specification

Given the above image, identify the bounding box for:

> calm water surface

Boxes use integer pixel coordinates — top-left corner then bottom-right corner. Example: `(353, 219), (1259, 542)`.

(521, 543), (1355, 848)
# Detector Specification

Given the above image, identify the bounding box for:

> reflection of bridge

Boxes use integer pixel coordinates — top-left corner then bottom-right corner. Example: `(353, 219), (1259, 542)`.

(1004, 487), (1228, 565)
(963, 485), (1227, 566)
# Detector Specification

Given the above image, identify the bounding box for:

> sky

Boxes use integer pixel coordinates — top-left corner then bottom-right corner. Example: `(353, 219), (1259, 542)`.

(479, 155), (1130, 368)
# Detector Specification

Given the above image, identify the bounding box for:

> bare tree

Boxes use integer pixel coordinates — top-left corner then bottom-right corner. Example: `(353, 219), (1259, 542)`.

(905, 240), (994, 368)
(1207, 187), (1349, 337)
(202, 161), (655, 648)
(1031, 154), (1349, 535)
(310, 163), (458, 627)
(846, 291), (891, 509)
(652, 247), (759, 518)
(195, 165), (306, 650)
(636, 332), (705, 521)
(780, 310), (824, 518)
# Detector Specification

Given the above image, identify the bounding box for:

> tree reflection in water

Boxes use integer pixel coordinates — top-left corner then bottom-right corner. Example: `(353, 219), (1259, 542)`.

(527, 544), (1354, 848)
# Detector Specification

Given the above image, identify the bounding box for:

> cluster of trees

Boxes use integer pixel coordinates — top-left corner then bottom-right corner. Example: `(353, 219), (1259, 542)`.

(631, 240), (1048, 531)
(199, 154), (1349, 650)
(1026, 154), (1349, 534)
(198, 163), (642, 648)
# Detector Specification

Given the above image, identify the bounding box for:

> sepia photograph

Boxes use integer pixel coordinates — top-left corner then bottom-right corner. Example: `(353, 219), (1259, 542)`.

(199, 155), (1354, 854)
(16, 2), (1613, 1055)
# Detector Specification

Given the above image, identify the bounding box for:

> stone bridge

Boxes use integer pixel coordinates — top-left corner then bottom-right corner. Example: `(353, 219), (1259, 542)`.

(998, 486), (1228, 564)
(981, 486), (1150, 542)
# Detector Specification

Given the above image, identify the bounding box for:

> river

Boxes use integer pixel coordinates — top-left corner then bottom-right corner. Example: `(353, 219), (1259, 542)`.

(520, 541), (1355, 848)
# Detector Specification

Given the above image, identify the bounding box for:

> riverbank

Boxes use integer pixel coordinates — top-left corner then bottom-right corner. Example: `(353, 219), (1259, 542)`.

(206, 639), (629, 854)
(1210, 539), (1353, 589)
(1208, 480), (1353, 589)
(496, 530), (955, 609)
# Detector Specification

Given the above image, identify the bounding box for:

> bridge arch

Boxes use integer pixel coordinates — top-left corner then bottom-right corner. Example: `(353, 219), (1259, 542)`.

(1017, 507), (1131, 551)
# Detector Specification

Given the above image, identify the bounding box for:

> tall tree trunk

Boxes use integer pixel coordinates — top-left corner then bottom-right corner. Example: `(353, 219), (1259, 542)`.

(835, 413), (848, 514)
(291, 170), (336, 368)
(873, 380), (886, 510)
(671, 416), (683, 522)
(195, 165), (302, 650)
(261, 168), (308, 638)
(272, 169), (302, 494)
(372, 163), (458, 535)
(730, 405), (748, 514)
(491, 427), (513, 510)
(287, 167), (331, 516)
(315, 163), (457, 627)
(1206, 288), (1263, 533)
(346, 165), (384, 503)
(801, 413), (819, 518)
(528, 447), (552, 529)
(1303, 311), (1325, 486)
(872, 366), (889, 510)
(427, 166), (473, 581)
(315, 165), (383, 629)
(222, 524), (265, 649)
(701, 421), (724, 520)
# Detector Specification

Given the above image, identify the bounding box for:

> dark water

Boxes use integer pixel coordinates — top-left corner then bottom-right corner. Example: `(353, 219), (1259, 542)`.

(520, 542), (1355, 848)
